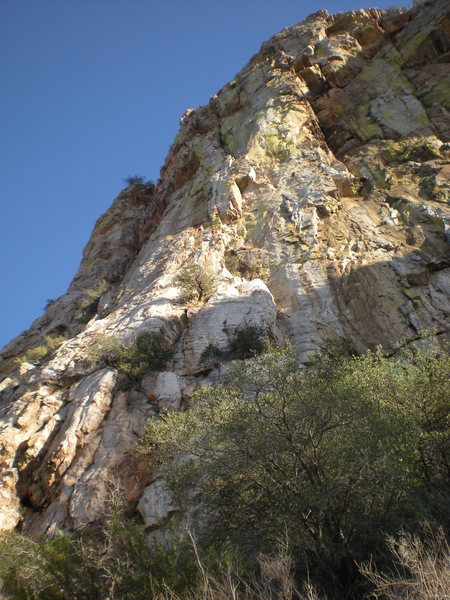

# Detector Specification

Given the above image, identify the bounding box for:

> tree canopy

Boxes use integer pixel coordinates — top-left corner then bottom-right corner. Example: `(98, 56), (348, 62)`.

(140, 342), (450, 594)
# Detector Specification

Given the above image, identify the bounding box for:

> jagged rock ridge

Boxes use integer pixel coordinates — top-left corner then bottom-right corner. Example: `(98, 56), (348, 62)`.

(0, 0), (449, 534)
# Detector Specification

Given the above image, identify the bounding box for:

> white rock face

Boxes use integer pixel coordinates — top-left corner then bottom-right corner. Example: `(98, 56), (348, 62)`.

(142, 372), (183, 410)
(0, 0), (449, 534)
(68, 389), (151, 528)
(181, 279), (279, 374)
(137, 478), (177, 528)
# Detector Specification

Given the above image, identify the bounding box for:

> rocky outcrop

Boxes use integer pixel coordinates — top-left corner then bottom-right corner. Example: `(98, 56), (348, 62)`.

(1, 0), (449, 535)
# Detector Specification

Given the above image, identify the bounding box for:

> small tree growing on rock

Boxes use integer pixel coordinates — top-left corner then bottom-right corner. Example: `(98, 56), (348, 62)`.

(123, 174), (146, 186)
(175, 265), (215, 304)
(75, 279), (109, 324)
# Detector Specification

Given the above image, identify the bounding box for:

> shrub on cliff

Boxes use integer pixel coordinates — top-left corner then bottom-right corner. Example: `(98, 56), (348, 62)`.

(16, 335), (65, 365)
(134, 330), (175, 371)
(199, 325), (267, 369)
(123, 174), (146, 186)
(89, 330), (174, 382)
(199, 343), (226, 369)
(75, 279), (109, 324)
(175, 265), (215, 303)
(141, 343), (450, 596)
(0, 508), (199, 600)
(228, 323), (266, 358)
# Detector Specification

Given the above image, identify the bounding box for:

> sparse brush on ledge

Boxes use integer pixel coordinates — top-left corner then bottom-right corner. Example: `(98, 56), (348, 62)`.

(16, 335), (65, 366)
(75, 279), (110, 324)
(88, 330), (174, 383)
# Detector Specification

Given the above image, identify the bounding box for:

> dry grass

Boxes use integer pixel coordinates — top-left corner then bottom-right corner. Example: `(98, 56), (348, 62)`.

(360, 525), (450, 600)
(153, 526), (450, 600)
(152, 538), (325, 600)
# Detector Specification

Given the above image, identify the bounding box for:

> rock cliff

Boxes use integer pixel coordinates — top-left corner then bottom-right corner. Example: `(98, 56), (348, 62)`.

(1, 0), (449, 535)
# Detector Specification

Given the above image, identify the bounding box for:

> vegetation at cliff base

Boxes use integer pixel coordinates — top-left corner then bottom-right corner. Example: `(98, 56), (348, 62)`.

(0, 518), (448, 599)
(140, 343), (450, 597)
(0, 507), (199, 600)
(1, 343), (448, 599)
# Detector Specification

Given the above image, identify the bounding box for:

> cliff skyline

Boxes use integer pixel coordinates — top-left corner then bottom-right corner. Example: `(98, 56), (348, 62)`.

(1, 0), (408, 348)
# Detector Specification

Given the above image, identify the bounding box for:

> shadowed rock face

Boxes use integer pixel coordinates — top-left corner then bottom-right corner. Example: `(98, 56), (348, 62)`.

(0, 0), (449, 534)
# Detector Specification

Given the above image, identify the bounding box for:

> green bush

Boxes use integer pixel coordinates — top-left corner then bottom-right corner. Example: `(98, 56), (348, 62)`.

(224, 251), (243, 276)
(75, 279), (109, 324)
(198, 325), (267, 370)
(16, 335), (65, 365)
(199, 343), (226, 369)
(0, 509), (319, 600)
(140, 343), (450, 596)
(1, 515), (447, 600)
(134, 330), (176, 372)
(175, 265), (215, 303)
(89, 330), (174, 383)
(228, 323), (266, 358)
(124, 175), (146, 186)
(43, 298), (55, 311)
(223, 250), (269, 280)
(0, 509), (200, 600)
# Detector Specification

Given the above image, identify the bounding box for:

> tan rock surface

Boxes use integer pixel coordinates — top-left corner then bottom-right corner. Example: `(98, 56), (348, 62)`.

(1, 0), (449, 534)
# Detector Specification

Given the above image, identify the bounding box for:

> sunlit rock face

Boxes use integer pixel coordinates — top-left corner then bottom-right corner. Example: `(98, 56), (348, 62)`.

(1, 0), (449, 535)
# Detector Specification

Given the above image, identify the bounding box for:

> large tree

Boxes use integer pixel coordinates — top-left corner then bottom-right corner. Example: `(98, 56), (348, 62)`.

(141, 343), (450, 592)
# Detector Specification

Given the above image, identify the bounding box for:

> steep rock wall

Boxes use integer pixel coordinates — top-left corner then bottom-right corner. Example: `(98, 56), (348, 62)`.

(0, 0), (449, 534)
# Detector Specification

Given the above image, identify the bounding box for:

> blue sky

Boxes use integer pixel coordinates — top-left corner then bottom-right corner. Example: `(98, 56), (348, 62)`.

(0, 0), (407, 349)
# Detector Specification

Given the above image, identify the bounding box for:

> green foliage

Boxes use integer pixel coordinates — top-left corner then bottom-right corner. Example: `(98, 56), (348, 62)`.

(175, 265), (215, 303)
(1, 517), (447, 600)
(141, 343), (450, 595)
(380, 138), (441, 165)
(198, 326), (267, 370)
(229, 323), (266, 358)
(199, 343), (226, 369)
(208, 208), (222, 229)
(43, 298), (55, 311)
(224, 249), (270, 281)
(16, 335), (65, 365)
(124, 175), (146, 186)
(224, 251), (243, 276)
(75, 279), (109, 324)
(134, 330), (176, 371)
(0, 509), (200, 600)
(89, 330), (174, 383)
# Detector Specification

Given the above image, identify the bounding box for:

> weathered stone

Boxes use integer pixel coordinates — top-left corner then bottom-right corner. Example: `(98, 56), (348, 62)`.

(137, 478), (178, 529)
(0, 0), (449, 535)
(142, 372), (183, 411)
(181, 278), (279, 375)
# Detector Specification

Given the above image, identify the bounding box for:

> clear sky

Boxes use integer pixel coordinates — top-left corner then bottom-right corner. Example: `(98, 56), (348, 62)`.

(0, 0), (408, 349)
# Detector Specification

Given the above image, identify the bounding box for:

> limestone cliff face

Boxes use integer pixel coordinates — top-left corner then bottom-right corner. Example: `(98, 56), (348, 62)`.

(1, 0), (449, 534)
